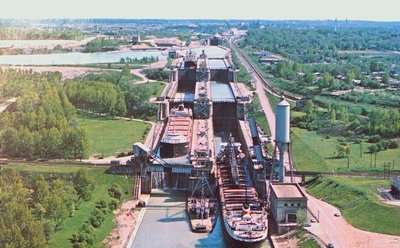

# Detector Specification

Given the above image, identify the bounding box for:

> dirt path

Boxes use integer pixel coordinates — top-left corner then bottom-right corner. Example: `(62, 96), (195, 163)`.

(103, 200), (140, 248)
(130, 59), (168, 84)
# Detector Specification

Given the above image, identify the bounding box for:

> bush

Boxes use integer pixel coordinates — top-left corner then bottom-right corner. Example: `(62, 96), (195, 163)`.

(142, 68), (169, 81)
(89, 208), (105, 228)
(109, 199), (119, 211)
(388, 140), (399, 149)
(71, 223), (95, 247)
(368, 135), (382, 143)
(377, 140), (389, 151)
(96, 200), (108, 209)
(108, 183), (123, 200)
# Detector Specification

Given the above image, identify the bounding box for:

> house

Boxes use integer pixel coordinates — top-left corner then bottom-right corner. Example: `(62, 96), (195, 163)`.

(258, 55), (281, 65)
(168, 49), (177, 59)
(270, 183), (308, 234)
(132, 35), (141, 45)
(209, 34), (223, 46)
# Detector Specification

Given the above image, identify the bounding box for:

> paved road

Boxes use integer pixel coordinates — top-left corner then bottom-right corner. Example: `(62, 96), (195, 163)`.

(130, 59), (168, 84)
(132, 190), (271, 248)
(229, 38), (276, 139)
(306, 193), (400, 248)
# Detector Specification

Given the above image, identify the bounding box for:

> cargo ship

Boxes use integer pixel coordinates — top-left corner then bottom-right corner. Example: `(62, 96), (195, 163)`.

(217, 136), (268, 242)
(159, 104), (193, 158)
(186, 174), (218, 233)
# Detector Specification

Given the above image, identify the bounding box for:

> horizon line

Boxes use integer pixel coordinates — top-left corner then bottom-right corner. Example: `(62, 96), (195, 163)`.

(1, 18), (400, 23)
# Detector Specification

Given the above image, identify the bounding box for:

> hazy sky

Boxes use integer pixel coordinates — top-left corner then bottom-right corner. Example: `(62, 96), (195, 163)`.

(1, 0), (399, 21)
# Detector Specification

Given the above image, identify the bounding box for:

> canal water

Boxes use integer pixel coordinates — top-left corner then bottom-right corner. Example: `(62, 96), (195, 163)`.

(133, 190), (272, 248)
(0, 45), (229, 66)
(0, 50), (164, 65)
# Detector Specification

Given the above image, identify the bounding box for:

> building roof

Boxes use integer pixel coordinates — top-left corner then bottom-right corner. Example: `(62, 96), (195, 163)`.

(271, 183), (307, 199)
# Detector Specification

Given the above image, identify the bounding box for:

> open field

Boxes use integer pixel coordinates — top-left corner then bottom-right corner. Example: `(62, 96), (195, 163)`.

(2, 164), (133, 248)
(78, 115), (151, 157)
(132, 81), (166, 98)
(306, 176), (400, 236)
(291, 128), (400, 172)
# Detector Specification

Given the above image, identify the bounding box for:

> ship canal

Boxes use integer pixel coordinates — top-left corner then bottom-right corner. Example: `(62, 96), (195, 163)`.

(132, 190), (272, 248)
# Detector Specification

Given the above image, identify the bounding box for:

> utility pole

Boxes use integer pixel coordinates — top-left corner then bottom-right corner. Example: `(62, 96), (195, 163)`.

(370, 153), (372, 168)
(347, 156), (350, 169)
(383, 163), (391, 180)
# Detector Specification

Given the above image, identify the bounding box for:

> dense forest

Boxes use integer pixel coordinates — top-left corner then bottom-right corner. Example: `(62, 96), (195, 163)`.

(78, 66), (158, 119)
(0, 69), (88, 159)
(0, 168), (94, 247)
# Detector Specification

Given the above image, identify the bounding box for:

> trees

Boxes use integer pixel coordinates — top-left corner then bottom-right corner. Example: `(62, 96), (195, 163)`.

(0, 169), (47, 247)
(32, 175), (78, 240)
(303, 72), (316, 85)
(0, 70), (89, 160)
(73, 169), (94, 201)
(368, 109), (400, 138)
(0, 201), (47, 248)
(336, 143), (350, 158)
(64, 80), (127, 116)
(142, 68), (169, 81)
(303, 100), (314, 115)
(108, 183), (123, 201)
(296, 209), (308, 227)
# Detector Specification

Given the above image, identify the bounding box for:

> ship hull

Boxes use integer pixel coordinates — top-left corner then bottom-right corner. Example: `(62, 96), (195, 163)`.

(222, 216), (268, 242)
(186, 197), (218, 233)
(216, 140), (268, 243)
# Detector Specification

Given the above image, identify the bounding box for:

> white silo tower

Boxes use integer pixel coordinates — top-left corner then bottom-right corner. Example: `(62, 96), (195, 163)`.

(275, 96), (291, 183)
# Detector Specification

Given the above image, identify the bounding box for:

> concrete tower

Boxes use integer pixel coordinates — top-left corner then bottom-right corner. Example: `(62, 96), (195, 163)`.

(275, 96), (290, 183)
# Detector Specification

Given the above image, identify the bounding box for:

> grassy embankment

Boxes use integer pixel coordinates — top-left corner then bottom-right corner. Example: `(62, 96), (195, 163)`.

(291, 127), (400, 172)
(248, 94), (270, 136)
(295, 229), (321, 248)
(306, 176), (400, 236)
(3, 164), (133, 248)
(77, 115), (151, 158)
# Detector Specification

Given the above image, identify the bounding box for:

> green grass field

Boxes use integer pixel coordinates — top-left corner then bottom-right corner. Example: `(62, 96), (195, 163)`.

(3, 164), (133, 248)
(295, 229), (321, 248)
(291, 127), (400, 172)
(78, 116), (151, 157)
(306, 176), (400, 236)
(132, 81), (166, 99)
